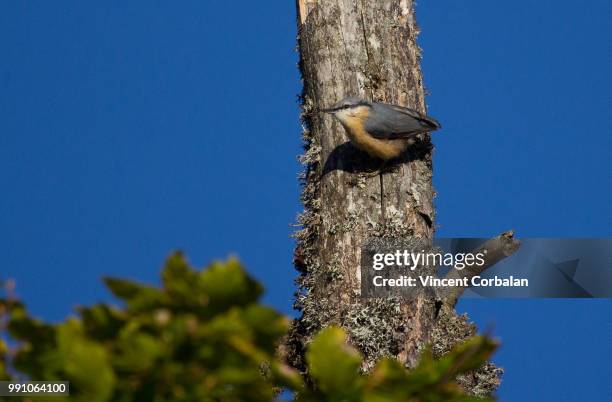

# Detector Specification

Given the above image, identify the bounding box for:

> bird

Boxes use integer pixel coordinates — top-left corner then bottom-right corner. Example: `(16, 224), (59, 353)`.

(321, 96), (441, 161)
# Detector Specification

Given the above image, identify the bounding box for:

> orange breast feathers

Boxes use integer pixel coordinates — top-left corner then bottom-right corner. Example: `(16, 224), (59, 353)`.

(340, 106), (407, 160)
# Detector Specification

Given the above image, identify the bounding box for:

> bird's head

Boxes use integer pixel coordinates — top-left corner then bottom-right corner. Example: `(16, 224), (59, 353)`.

(321, 96), (371, 123)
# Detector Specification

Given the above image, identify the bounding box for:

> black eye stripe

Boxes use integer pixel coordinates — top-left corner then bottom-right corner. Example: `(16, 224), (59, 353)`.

(330, 101), (369, 111)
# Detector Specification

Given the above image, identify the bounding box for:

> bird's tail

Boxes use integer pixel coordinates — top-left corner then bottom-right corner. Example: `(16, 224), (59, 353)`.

(420, 115), (441, 131)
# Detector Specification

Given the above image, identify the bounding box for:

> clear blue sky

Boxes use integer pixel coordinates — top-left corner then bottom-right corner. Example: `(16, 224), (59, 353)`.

(1, 1), (610, 400)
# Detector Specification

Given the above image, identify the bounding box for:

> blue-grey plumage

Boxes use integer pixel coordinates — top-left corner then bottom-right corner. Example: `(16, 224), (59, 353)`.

(321, 96), (441, 160)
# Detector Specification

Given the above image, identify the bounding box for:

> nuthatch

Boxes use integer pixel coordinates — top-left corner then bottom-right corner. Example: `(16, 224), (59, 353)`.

(322, 96), (441, 161)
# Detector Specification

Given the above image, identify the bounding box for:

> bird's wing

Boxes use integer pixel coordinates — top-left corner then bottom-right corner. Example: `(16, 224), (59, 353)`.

(366, 103), (441, 140)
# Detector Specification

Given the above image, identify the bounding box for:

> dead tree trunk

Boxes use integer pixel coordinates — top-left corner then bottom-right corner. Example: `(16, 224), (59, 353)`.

(288, 0), (512, 396)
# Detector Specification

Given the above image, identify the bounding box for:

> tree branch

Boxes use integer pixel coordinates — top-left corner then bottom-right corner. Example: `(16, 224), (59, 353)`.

(441, 231), (521, 306)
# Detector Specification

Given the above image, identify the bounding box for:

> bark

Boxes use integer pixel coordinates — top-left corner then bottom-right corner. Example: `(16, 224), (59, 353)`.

(288, 0), (506, 396)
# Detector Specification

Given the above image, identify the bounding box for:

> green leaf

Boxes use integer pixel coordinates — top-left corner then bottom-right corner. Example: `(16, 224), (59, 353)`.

(198, 257), (263, 313)
(79, 304), (125, 340)
(103, 277), (146, 300)
(306, 326), (363, 398)
(161, 252), (199, 302)
(56, 320), (115, 402)
(271, 362), (304, 392)
(104, 277), (168, 312)
(7, 304), (55, 345)
(113, 330), (162, 372)
(240, 305), (288, 354)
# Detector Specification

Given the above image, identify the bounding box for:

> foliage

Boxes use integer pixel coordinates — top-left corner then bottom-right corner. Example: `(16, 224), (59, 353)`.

(298, 327), (496, 402)
(0, 253), (497, 401)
